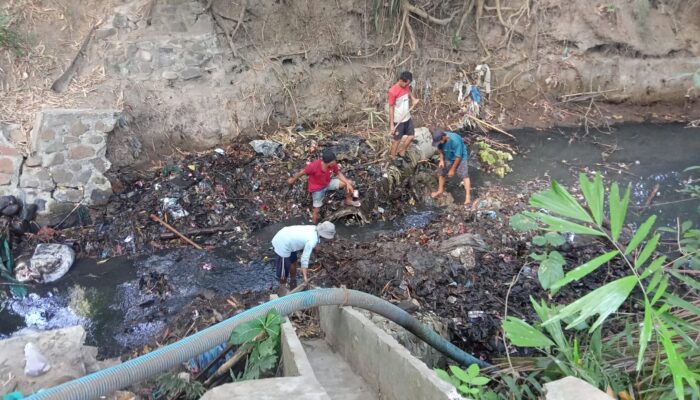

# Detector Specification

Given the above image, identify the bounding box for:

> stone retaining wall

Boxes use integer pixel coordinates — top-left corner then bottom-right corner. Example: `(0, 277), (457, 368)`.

(0, 109), (120, 213)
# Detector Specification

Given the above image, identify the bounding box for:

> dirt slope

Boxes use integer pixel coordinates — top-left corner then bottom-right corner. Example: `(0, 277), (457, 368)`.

(1, 0), (698, 165)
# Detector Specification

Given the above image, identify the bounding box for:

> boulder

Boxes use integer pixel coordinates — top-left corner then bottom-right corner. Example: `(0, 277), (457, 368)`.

(0, 327), (87, 394)
(544, 376), (613, 400)
(15, 244), (75, 283)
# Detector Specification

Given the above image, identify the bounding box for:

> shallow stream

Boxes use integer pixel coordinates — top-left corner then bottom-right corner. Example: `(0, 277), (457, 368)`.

(1, 123), (698, 356)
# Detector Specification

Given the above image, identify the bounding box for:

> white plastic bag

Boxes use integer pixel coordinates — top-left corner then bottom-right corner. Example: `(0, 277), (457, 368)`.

(24, 342), (51, 377)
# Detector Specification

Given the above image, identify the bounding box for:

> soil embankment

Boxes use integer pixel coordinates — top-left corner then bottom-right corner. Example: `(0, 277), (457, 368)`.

(1, 0), (698, 167)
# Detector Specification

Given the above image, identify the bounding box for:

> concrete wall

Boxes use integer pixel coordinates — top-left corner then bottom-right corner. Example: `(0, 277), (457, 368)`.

(202, 312), (330, 400)
(0, 109), (119, 213)
(319, 305), (462, 400)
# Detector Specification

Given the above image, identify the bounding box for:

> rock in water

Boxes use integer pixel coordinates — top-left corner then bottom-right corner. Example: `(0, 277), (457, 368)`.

(15, 244), (75, 283)
(24, 342), (51, 377)
(249, 140), (282, 157)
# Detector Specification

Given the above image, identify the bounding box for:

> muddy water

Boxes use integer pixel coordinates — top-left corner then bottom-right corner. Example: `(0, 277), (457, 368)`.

(466, 123), (700, 226)
(1, 123), (698, 355)
(0, 250), (278, 356)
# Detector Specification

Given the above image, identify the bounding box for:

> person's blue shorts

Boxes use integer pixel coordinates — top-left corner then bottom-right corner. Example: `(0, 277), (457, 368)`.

(311, 178), (342, 208)
(275, 251), (298, 280)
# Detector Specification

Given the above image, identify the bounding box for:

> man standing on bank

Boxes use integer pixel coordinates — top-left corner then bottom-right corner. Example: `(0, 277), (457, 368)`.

(388, 71), (420, 160)
(430, 130), (471, 206)
(287, 149), (360, 224)
(272, 221), (336, 287)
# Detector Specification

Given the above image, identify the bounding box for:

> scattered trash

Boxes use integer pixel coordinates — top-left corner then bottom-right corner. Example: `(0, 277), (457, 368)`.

(201, 263), (213, 271)
(468, 311), (484, 322)
(162, 198), (189, 219)
(186, 343), (233, 377)
(249, 140), (282, 157)
(24, 343), (51, 377)
(214, 148), (226, 155)
(484, 210), (497, 220)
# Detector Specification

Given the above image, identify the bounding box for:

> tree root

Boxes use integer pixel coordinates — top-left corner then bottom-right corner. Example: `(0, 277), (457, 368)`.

(402, 2), (457, 26)
(201, 0), (246, 57)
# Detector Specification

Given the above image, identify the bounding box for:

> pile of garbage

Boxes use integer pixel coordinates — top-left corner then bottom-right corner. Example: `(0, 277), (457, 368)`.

(43, 134), (432, 258)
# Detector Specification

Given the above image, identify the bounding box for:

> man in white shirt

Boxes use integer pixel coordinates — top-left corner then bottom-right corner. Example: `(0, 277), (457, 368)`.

(271, 221), (336, 287)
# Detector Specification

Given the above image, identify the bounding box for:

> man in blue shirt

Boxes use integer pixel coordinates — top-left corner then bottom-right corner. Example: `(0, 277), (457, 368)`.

(271, 221), (336, 288)
(430, 130), (471, 205)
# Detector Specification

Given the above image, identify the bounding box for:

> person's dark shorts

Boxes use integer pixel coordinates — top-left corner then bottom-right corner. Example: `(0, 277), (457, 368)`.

(392, 118), (415, 140)
(275, 252), (298, 280)
(438, 159), (469, 178)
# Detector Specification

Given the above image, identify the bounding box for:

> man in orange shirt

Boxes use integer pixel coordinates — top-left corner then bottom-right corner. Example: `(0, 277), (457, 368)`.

(388, 71), (420, 160)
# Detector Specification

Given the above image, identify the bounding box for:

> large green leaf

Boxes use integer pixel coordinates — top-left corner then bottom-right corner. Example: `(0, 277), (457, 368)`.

(533, 213), (605, 236)
(450, 365), (473, 384)
(538, 251), (565, 290)
(668, 270), (700, 291)
(530, 181), (593, 223)
(434, 369), (453, 386)
(502, 316), (555, 348)
(543, 276), (637, 332)
(509, 213), (539, 232)
(262, 309), (282, 339)
(624, 215), (656, 256)
(544, 232), (566, 246)
(665, 294), (700, 319)
(609, 183), (631, 241)
(531, 298), (569, 351)
(651, 277), (669, 305)
(634, 233), (660, 269)
(230, 319), (264, 345)
(550, 250), (619, 294)
(637, 301), (654, 371)
(658, 320), (698, 400)
(579, 173), (604, 225)
(640, 256), (666, 280)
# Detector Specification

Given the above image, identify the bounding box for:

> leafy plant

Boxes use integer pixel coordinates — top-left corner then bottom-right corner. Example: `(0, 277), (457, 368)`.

(506, 173), (700, 399)
(476, 141), (513, 178)
(680, 166), (700, 200)
(0, 235), (26, 298)
(530, 250), (565, 290)
(156, 372), (206, 400)
(502, 298), (632, 395)
(435, 364), (498, 399)
(0, 14), (25, 56)
(229, 309), (282, 380)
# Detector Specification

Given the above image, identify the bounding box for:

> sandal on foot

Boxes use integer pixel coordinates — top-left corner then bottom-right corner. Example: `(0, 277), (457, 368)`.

(345, 200), (361, 207)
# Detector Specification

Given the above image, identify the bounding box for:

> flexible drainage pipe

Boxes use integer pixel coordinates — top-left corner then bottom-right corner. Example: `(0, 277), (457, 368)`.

(28, 288), (488, 400)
